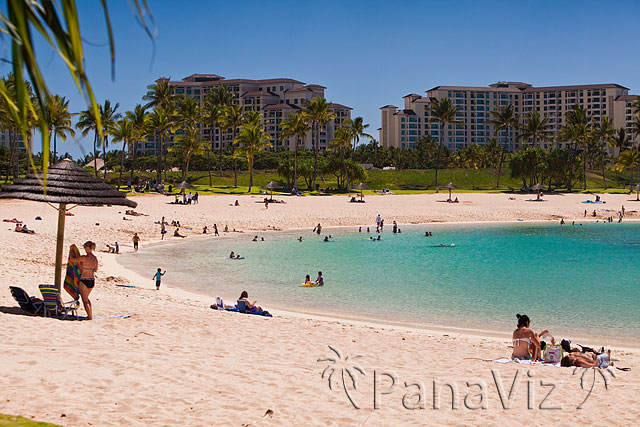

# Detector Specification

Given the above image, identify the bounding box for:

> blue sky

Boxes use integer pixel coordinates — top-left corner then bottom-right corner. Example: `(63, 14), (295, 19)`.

(7, 0), (640, 157)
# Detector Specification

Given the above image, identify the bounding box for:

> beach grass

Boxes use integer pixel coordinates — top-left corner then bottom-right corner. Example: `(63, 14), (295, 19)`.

(0, 414), (60, 426)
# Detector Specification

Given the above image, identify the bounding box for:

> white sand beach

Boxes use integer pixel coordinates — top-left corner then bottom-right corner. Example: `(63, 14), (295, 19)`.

(0, 193), (638, 426)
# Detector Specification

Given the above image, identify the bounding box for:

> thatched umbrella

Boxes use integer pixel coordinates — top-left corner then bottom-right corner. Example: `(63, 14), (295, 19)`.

(175, 181), (196, 194)
(438, 182), (458, 201)
(0, 159), (136, 290)
(530, 183), (546, 201)
(632, 184), (640, 201)
(352, 182), (370, 199)
(262, 182), (282, 199)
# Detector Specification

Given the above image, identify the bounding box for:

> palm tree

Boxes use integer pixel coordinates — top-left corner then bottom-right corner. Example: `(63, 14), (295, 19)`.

(591, 117), (615, 188)
(520, 110), (552, 148)
(204, 84), (233, 178)
(126, 104), (148, 186)
(428, 98), (462, 186)
(280, 111), (310, 192)
(220, 104), (244, 187)
(143, 78), (175, 110)
(233, 117), (272, 192)
(616, 147), (640, 187)
(111, 117), (134, 189)
(345, 116), (373, 150)
(329, 125), (353, 190)
(176, 95), (201, 128)
(172, 124), (208, 181)
(76, 107), (99, 176)
(145, 107), (175, 184)
(560, 105), (591, 191)
(489, 104), (519, 188)
(609, 128), (631, 187)
(144, 78), (176, 181)
(303, 98), (336, 190)
(44, 94), (75, 164)
(98, 100), (121, 179)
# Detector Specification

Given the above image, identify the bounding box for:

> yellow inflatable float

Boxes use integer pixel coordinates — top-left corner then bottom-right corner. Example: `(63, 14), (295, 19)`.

(301, 281), (319, 287)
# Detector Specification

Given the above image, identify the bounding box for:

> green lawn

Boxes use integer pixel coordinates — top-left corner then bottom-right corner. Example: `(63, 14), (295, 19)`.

(0, 414), (60, 427)
(109, 168), (638, 196)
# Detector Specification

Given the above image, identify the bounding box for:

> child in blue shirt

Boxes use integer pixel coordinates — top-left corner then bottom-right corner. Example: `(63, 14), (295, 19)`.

(153, 268), (166, 290)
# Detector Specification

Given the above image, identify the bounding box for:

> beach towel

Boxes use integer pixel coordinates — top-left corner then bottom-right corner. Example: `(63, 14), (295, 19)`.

(63, 244), (81, 300)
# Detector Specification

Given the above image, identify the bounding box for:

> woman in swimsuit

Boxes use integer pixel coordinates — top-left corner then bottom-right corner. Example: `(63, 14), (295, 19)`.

(70, 241), (98, 320)
(512, 314), (548, 360)
(237, 291), (263, 313)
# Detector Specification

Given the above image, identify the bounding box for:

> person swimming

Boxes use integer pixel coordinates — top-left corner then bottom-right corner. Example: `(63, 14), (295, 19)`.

(323, 236), (329, 242)
(316, 271), (324, 286)
(304, 275), (313, 286)
(229, 251), (235, 259)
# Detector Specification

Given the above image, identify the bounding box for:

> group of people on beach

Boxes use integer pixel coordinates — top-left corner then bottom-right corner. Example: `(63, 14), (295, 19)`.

(512, 314), (617, 369)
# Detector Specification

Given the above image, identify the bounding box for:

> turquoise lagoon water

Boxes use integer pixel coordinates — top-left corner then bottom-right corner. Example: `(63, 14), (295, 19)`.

(119, 223), (640, 344)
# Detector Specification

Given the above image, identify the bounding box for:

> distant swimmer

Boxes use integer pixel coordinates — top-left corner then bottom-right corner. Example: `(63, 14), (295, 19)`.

(298, 236), (303, 242)
(432, 243), (455, 247)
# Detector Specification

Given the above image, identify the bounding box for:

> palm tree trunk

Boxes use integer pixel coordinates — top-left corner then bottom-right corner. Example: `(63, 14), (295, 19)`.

(312, 122), (318, 191)
(567, 143), (576, 192)
(435, 121), (444, 187)
(103, 136), (108, 180)
(293, 137), (299, 192)
(207, 147), (212, 186)
(130, 141), (137, 188)
(5, 130), (13, 183)
(163, 139), (167, 182)
(93, 131), (98, 177)
(156, 134), (163, 183)
(233, 130), (238, 188)
(53, 130), (58, 165)
(118, 140), (126, 190)
(219, 131), (224, 178)
(583, 149), (587, 190)
(496, 127), (508, 188)
(248, 157), (253, 192)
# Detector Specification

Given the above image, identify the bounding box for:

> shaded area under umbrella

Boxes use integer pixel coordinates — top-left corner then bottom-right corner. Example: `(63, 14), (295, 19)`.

(437, 182), (458, 201)
(352, 182), (370, 199)
(529, 183), (546, 201)
(0, 159), (136, 290)
(632, 184), (640, 201)
(262, 182), (282, 199)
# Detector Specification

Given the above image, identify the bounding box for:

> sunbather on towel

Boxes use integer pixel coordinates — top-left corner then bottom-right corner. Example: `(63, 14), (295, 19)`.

(237, 291), (263, 313)
(512, 314), (548, 360)
(561, 349), (613, 368)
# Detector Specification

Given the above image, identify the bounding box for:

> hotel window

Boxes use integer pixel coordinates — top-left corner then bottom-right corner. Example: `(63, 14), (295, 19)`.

(280, 86), (284, 91)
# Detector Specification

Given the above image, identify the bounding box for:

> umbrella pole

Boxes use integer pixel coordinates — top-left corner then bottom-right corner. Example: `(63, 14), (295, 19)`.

(54, 203), (67, 290)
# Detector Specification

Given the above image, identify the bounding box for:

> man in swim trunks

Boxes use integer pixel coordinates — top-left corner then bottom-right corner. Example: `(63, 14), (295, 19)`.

(69, 241), (98, 320)
(561, 350), (613, 368)
(316, 271), (324, 286)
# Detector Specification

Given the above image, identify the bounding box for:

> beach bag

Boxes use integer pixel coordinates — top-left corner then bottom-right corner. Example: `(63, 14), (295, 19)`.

(544, 344), (563, 363)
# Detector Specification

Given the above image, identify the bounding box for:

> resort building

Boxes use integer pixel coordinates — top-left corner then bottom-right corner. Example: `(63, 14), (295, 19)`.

(380, 82), (639, 151)
(136, 74), (351, 155)
(0, 129), (33, 154)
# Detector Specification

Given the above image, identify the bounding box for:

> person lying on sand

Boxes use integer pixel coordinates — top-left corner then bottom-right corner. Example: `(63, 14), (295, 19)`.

(4, 218), (21, 223)
(512, 314), (548, 360)
(238, 290), (263, 313)
(174, 228), (186, 238)
(16, 223), (35, 234)
(561, 350), (613, 368)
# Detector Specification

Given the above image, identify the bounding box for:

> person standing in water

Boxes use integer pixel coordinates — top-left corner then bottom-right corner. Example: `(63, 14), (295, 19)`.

(132, 232), (140, 251)
(316, 271), (324, 286)
(69, 241), (98, 320)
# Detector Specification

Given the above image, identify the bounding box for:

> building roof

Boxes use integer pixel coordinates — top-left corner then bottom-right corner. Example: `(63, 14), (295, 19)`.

(262, 103), (301, 110)
(379, 105), (398, 109)
(241, 90), (279, 97)
(394, 109), (416, 116)
(304, 84), (327, 89)
(182, 73), (225, 82)
(427, 85), (518, 93)
(616, 94), (640, 101)
(403, 93), (422, 98)
(523, 83), (630, 92)
(170, 76), (306, 86)
(257, 78), (305, 84)
(426, 82), (630, 93)
(285, 87), (314, 93)
(328, 102), (352, 110)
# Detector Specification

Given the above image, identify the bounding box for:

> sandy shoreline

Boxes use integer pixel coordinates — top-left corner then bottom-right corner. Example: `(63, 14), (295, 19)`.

(1, 193), (639, 426)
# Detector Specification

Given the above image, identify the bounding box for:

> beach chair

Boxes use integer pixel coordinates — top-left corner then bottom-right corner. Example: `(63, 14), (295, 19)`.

(9, 286), (44, 316)
(39, 284), (78, 320)
(236, 300), (250, 314)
